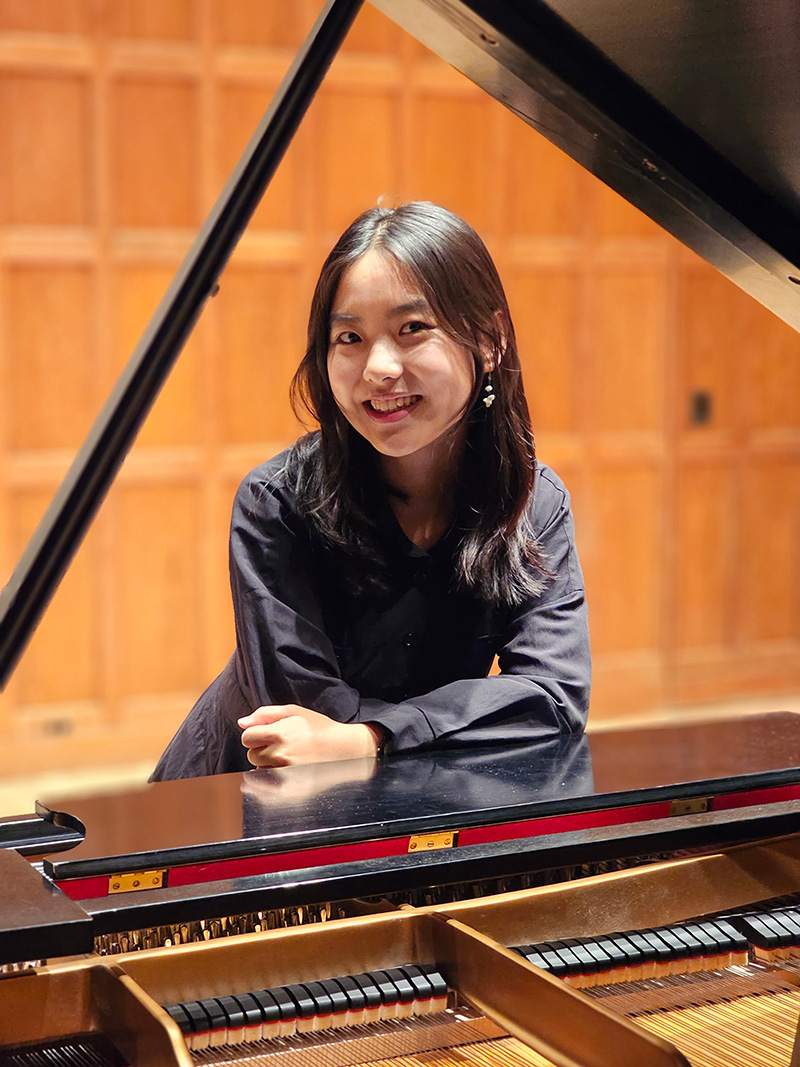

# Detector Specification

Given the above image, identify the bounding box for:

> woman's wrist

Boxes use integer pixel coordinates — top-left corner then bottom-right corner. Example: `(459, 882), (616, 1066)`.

(364, 723), (386, 759)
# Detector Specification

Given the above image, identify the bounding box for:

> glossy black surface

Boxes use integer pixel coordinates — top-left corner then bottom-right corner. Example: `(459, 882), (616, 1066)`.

(38, 712), (800, 880)
(0, 849), (92, 963)
(374, 0), (800, 331)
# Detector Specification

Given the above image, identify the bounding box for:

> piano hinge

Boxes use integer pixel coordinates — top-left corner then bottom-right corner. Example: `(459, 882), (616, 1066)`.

(670, 796), (711, 817)
(108, 869), (166, 894)
(408, 831), (458, 853)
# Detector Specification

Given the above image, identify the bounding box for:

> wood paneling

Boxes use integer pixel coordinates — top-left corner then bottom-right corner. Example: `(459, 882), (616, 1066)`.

(7, 266), (95, 450)
(1, 0), (799, 778)
(110, 78), (199, 229)
(0, 73), (91, 225)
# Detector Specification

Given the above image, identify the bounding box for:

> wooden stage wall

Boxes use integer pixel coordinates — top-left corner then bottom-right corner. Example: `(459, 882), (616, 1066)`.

(1, 0), (799, 776)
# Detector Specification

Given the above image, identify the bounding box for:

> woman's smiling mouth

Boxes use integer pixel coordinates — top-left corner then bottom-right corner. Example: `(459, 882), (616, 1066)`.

(365, 395), (422, 417)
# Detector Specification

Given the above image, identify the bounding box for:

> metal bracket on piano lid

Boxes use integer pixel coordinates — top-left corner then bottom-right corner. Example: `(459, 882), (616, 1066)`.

(670, 797), (711, 817)
(108, 869), (167, 894)
(408, 831), (459, 853)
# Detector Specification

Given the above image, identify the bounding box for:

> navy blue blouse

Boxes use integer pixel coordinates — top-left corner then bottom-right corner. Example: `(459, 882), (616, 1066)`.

(152, 443), (591, 780)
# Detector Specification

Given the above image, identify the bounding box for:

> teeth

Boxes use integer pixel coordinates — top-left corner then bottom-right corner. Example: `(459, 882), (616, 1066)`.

(369, 395), (419, 413)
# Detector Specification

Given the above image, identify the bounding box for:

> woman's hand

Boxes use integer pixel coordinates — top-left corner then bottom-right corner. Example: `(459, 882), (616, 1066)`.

(238, 705), (382, 767)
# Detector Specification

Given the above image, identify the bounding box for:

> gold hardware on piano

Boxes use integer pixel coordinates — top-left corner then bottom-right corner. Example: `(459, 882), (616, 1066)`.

(109, 869), (167, 894)
(408, 832), (458, 853)
(669, 797), (711, 816)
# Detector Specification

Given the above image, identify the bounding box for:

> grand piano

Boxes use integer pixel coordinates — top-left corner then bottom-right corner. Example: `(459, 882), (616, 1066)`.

(2, 1), (800, 1065)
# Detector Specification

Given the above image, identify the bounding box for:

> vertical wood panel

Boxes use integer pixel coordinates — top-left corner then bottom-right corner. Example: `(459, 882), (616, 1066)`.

(0, 73), (91, 225)
(409, 94), (493, 232)
(584, 464), (662, 654)
(117, 485), (203, 694)
(316, 89), (398, 232)
(216, 265), (305, 445)
(0, 0), (90, 34)
(674, 462), (734, 650)
(505, 118), (584, 236)
(212, 2), (312, 50)
(109, 0), (194, 41)
(738, 458), (800, 644)
(7, 266), (95, 450)
(110, 78), (199, 229)
(506, 268), (580, 434)
(11, 492), (98, 706)
(591, 271), (665, 434)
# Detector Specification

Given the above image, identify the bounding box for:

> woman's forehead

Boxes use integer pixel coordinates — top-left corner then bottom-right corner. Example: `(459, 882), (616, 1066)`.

(332, 250), (428, 316)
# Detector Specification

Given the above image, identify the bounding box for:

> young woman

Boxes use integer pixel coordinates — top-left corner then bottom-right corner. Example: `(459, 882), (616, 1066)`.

(152, 202), (590, 780)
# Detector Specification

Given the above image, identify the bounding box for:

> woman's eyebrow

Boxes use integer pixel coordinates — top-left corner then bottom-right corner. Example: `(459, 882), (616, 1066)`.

(330, 299), (431, 327)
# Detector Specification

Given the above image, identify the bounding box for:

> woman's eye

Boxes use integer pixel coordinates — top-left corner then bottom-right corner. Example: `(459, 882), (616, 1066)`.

(333, 330), (361, 345)
(399, 320), (432, 335)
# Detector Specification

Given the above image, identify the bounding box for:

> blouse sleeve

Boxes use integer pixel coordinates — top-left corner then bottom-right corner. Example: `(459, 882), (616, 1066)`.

(231, 461), (590, 754)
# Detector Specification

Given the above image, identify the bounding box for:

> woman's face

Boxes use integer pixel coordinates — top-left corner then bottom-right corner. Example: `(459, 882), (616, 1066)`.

(327, 250), (478, 466)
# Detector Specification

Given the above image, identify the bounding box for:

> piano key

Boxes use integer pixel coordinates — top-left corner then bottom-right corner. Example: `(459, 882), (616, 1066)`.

(182, 1000), (212, 1051)
(284, 982), (318, 1034)
(331, 974), (368, 1026)
(231, 992), (266, 1042)
(351, 971), (384, 1024)
(214, 994), (247, 1045)
(163, 1002), (192, 1038)
(317, 977), (351, 1025)
(299, 980), (335, 1030)
(420, 963), (449, 1010)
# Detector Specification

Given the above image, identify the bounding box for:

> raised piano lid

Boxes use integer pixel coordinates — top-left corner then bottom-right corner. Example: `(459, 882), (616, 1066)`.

(372, 0), (800, 332)
(36, 711), (800, 898)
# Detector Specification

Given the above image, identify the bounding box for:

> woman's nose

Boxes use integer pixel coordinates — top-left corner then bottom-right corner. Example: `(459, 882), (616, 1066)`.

(363, 338), (403, 382)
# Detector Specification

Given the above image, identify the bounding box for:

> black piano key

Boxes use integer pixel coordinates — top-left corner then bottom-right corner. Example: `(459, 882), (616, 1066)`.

(544, 940), (584, 977)
(182, 1000), (213, 1049)
(515, 944), (554, 971)
(231, 992), (267, 1037)
(333, 975), (367, 1013)
(623, 930), (660, 965)
(397, 964), (433, 1000)
(351, 972), (384, 1020)
(164, 1002), (192, 1036)
(300, 981), (334, 1029)
(561, 937), (602, 974)
(709, 918), (749, 955)
(317, 977), (350, 1020)
(667, 924), (704, 960)
(382, 967), (416, 1004)
(639, 929), (677, 965)
(284, 982), (317, 1018)
(418, 963), (448, 1000)
(533, 941), (571, 978)
(648, 926), (684, 959)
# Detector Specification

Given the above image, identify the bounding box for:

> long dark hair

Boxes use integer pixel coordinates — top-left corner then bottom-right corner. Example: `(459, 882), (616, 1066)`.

(290, 202), (546, 605)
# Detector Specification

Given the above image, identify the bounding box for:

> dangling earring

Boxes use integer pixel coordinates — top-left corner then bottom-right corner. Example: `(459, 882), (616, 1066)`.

(483, 372), (495, 408)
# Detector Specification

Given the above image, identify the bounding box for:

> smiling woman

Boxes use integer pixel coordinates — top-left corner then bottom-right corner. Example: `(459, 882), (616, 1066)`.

(152, 202), (591, 779)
